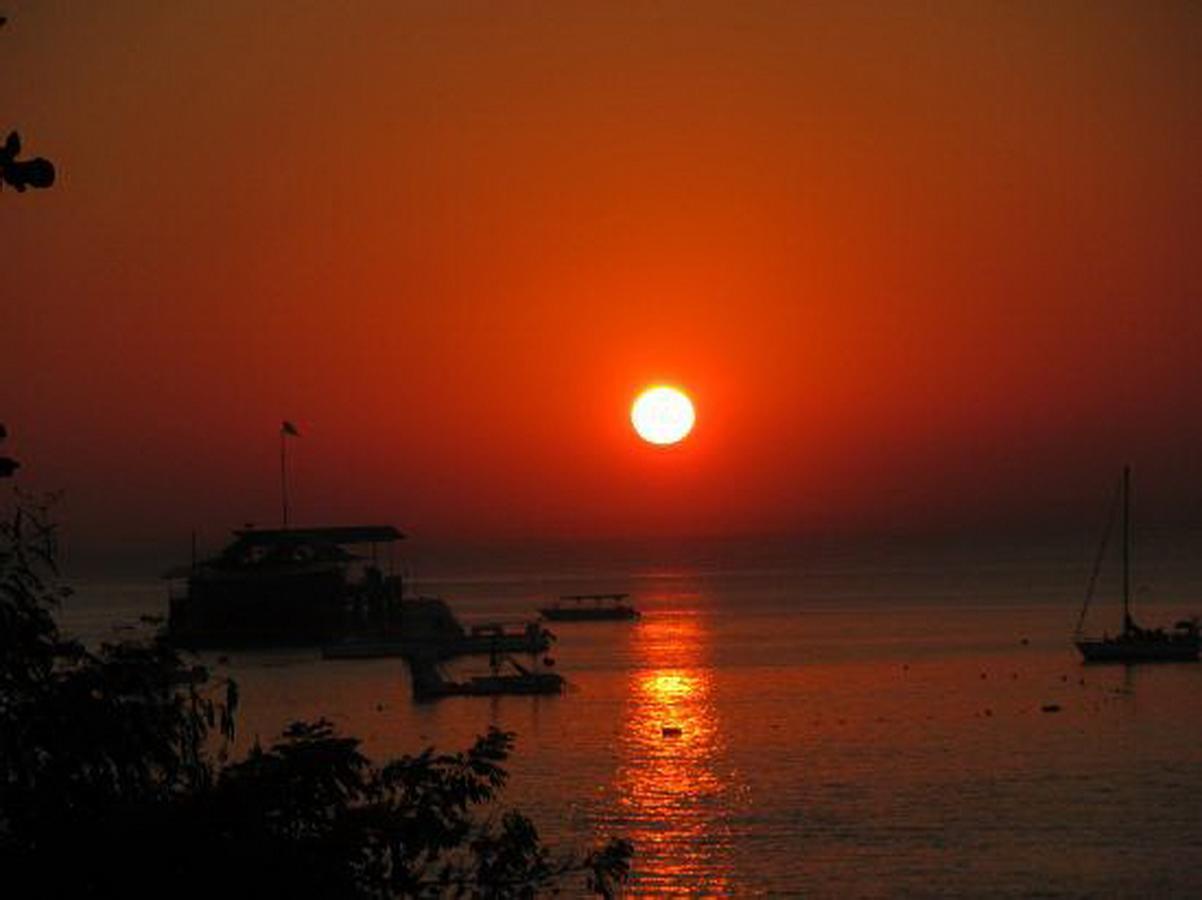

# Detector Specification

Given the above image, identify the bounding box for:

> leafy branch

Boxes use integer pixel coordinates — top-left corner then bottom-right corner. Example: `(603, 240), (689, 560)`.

(1, 14), (57, 192)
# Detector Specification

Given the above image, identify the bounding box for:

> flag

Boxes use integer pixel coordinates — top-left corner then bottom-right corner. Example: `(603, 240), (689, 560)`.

(281, 421), (300, 437)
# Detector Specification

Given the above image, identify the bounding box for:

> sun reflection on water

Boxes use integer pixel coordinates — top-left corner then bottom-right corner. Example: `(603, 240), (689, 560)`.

(610, 610), (739, 894)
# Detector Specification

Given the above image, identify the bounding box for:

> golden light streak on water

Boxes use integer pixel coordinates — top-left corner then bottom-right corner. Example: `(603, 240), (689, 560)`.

(612, 611), (740, 894)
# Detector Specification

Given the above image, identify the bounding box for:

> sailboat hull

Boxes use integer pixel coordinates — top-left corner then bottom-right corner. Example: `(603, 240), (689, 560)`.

(1076, 636), (1200, 663)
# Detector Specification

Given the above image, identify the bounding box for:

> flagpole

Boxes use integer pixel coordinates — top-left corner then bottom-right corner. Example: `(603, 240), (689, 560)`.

(280, 426), (289, 529)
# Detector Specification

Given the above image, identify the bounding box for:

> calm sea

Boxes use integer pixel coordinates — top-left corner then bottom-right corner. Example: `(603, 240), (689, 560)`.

(59, 533), (1202, 896)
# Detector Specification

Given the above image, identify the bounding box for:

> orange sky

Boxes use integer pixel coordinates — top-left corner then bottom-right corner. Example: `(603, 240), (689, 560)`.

(3, 2), (1201, 557)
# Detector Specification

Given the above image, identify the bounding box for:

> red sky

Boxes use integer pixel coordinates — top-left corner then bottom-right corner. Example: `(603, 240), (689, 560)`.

(3, 2), (1201, 557)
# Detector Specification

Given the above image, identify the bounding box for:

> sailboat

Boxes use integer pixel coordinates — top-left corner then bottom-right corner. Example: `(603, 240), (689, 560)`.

(1073, 466), (1200, 663)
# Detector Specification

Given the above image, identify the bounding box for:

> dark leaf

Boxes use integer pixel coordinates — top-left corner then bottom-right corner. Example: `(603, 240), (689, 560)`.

(6, 156), (56, 190)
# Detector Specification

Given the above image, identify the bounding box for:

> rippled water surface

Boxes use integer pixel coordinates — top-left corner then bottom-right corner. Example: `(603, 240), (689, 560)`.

(62, 538), (1202, 895)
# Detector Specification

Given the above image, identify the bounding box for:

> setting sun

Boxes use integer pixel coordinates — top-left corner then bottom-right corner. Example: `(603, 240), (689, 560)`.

(631, 386), (695, 446)
(6, 3), (1201, 895)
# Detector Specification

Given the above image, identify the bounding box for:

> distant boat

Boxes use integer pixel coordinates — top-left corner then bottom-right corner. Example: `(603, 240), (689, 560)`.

(1073, 467), (1199, 663)
(408, 649), (565, 701)
(539, 593), (640, 622)
(323, 616), (554, 660)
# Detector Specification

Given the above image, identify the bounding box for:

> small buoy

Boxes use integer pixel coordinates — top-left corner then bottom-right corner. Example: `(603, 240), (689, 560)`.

(1041, 704), (1061, 713)
(661, 726), (682, 738)
(1020, 637), (1029, 645)
(984, 708), (993, 717)
(375, 703), (384, 712)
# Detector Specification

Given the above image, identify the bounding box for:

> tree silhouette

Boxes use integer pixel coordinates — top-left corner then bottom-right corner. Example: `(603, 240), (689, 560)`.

(0, 424), (16, 478)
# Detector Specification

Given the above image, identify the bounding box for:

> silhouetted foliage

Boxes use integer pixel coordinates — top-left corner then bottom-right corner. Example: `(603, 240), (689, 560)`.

(0, 423), (17, 478)
(0, 497), (630, 897)
(0, 130), (54, 192)
(1, 17), (56, 192)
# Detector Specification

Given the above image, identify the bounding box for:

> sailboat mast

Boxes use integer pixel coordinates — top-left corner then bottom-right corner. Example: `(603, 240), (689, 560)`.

(1122, 465), (1131, 630)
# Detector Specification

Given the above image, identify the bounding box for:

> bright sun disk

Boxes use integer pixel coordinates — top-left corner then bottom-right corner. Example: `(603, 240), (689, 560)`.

(631, 386), (695, 445)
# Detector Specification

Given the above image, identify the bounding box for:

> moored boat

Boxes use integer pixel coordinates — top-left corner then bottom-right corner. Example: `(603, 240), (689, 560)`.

(540, 593), (639, 622)
(1073, 467), (1200, 663)
(323, 617), (553, 660)
(1076, 625), (1199, 662)
(407, 651), (565, 701)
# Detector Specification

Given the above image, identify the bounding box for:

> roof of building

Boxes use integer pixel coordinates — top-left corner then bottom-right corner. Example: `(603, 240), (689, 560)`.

(231, 525), (405, 546)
